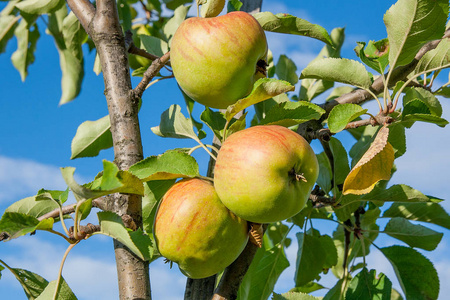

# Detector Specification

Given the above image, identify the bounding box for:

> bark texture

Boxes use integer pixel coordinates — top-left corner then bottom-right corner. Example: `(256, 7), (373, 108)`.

(66, 0), (150, 299)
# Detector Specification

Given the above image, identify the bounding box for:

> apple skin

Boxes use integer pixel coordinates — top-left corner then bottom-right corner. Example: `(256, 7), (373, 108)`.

(153, 178), (249, 279)
(214, 125), (319, 224)
(170, 11), (268, 109)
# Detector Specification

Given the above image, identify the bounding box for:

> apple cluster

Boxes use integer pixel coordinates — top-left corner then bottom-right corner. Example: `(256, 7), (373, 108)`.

(153, 12), (319, 279)
(154, 125), (319, 278)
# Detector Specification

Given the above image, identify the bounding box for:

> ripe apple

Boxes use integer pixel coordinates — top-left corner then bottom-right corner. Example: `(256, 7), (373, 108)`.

(153, 178), (249, 279)
(214, 125), (319, 224)
(170, 11), (268, 109)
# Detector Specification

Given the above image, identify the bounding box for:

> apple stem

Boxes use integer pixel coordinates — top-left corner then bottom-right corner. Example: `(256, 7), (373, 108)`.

(289, 168), (307, 183)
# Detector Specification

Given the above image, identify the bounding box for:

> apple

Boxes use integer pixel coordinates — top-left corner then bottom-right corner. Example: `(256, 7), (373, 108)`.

(153, 178), (249, 279)
(170, 11), (268, 109)
(214, 125), (319, 224)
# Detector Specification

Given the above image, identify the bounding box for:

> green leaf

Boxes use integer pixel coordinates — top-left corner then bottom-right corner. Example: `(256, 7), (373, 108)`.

(227, 111), (247, 136)
(300, 58), (373, 89)
(200, 0), (225, 18)
(403, 87), (442, 116)
(163, 4), (190, 43)
(276, 55), (298, 85)
(323, 279), (345, 300)
(400, 87), (447, 128)
(253, 12), (333, 46)
(384, 0), (448, 67)
(299, 79), (334, 102)
(289, 282), (325, 294)
(61, 162), (144, 202)
(128, 150), (200, 181)
(345, 268), (392, 300)
(117, 0), (132, 32)
(140, 35), (168, 57)
(266, 222), (291, 248)
(315, 152), (332, 193)
(238, 241), (290, 300)
(391, 288), (404, 300)
(181, 90), (206, 140)
(0, 4), (20, 54)
(252, 94), (290, 125)
(163, 0), (192, 11)
(362, 184), (433, 204)
(8, 268), (49, 299)
(383, 202), (450, 230)
(15, 0), (65, 14)
(151, 104), (201, 140)
(327, 104), (368, 133)
(257, 101), (325, 127)
(299, 27), (345, 101)
(70, 115), (113, 159)
(354, 39), (390, 73)
(35, 276), (77, 300)
(381, 245), (439, 300)
(88, 160), (144, 195)
(326, 86), (355, 102)
(225, 78), (295, 122)
(227, 0), (242, 12)
(0, 212), (54, 240)
(97, 211), (154, 261)
(295, 233), (337, 286)
(48, 8), (86, 104)
(401, 114), (449, 127)
(200, 107), (227, 141)
(384, 217), (443, 251)
(5, 196), (60, 218)
(415, 38), (450, 73)
(272, 292), (321, 300)
(36, 188), (69, 207)
(11, 17), (39, 81)
(329, 137), (350, 186)
(387, 123), (406, 158)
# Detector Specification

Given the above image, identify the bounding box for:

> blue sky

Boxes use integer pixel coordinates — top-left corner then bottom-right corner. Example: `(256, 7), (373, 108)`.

(1, 0), (449, 299)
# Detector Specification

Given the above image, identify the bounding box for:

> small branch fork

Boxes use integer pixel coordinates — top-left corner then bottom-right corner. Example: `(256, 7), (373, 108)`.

(298, 28), (450, 142)
(132, 51), (171, 99)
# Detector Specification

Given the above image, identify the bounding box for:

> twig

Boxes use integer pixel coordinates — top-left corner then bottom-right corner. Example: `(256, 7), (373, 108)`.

(309, 186), (335, 208)
(298, 29), (450, 141)
(125, 30), (172, 67)
(0, 198), (107, 242)
(68, 223), (101, 240)
(138, 0), (152, 19)
(344, 113), (394, 129)
(133, 51), (171, 99)
(37, 198), (107, 222)
(53, 242), (79, 300)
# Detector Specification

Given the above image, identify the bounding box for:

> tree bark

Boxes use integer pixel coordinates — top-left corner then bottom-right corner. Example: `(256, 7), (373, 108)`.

(66, 0), (151, 299)
(241, 0), (263, 14)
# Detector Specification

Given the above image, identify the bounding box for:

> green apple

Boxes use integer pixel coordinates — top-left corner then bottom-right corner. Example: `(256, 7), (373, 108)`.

(214, 125), (319, 224)
(153, 178), (249, 279)
(170, 11), (268, 109)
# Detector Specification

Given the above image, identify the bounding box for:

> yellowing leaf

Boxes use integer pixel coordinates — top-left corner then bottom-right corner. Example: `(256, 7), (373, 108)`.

(343, 126), (394, 195)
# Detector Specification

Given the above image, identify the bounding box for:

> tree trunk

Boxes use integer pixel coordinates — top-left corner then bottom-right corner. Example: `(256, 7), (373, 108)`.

(66, 0), (151, 299)
(241, 0), (263, 14)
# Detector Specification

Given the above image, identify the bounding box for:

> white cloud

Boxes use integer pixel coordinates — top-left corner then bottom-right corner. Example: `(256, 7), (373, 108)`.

(391, 100), (450, 209)
(0, 236), (118, 300)
(0, 156), (68, 204)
